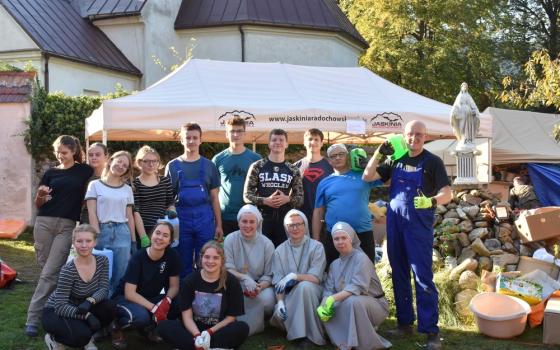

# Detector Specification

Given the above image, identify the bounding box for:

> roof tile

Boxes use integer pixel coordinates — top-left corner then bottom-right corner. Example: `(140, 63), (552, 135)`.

(1, 0), (141, 75)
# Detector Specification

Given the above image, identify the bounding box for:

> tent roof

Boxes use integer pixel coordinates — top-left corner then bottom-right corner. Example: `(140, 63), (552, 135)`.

(86, 59), (492, 144)
(425, 107), (560, 165)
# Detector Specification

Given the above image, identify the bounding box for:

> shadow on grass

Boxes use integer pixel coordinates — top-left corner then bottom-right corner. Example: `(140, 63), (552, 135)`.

(0, 232), (552, 350)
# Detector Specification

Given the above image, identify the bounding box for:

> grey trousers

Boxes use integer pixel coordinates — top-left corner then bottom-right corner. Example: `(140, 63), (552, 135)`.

(26, 216), (75, 326)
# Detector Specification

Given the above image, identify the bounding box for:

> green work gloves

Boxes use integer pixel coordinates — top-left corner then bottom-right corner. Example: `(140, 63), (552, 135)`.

(414, 194), (436, 209)
(140, 234), (151, 248)
(317, 296), (335, 322)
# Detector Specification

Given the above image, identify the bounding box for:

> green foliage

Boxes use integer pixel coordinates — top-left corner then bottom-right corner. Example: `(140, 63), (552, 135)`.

(24, 85), (128, 161)
(0, 61), (23, 72)
(500, 50), (560, 142)
(340, 0), (506, 108)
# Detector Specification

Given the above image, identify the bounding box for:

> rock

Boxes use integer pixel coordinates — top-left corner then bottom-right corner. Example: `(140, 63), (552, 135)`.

(469, 228), (489, 241)
(489, 249), (504, 255)
(453, 240), (463, 258)
(498, 225), (512, 236)
(433, 249), (442, 263)
(478, 256), (492, 271)
(458, 247), (476, 264)
(484, 238), (502, 251)
(459, 220), (473, 233)
(499, 222), (513, 230)
(434, 214), (443, 226)
(498, 227), (513, 244)
(441, 218), (461, 227)
(464, 194), (483, 206)
(519, 244), (533, 257)
(491, 253), (519, 268)
(480, 199), (494, 207)
(474, 221), (489, 228)
(455, 289), (479, 317)
(436, 205), (448, 215)
(506, 264), (518, 272)
(444, 210), (460, 219)
(502, 242), (517, 254)
(459, 270), (479, 290)
(478, 191), (494, 200)
(456, 190), (469, 199)
(464, 206), (480, 220)
(457, 232), (471, 247)
(450, 257), (478, 280)
(456, 207), (468, 220)
(471, 238), (491, 257)
(447, 202), (458, 209)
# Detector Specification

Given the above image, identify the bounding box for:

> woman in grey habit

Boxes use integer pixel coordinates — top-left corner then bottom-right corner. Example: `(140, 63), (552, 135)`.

(270, 209), (326, 347)
(224, 204), (276, 335)
(318, 221), (391, 350)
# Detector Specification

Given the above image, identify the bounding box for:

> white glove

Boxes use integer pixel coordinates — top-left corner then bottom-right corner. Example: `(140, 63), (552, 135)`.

(200, 330), (211, 350)
(275, 272), (297, 294)
(275, 300), (288, 321)
(241, 275), (258, 293)
(194, 335), (206, 349)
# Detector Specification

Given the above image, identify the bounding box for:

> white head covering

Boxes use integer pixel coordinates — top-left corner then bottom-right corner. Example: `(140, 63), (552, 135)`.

(236, 204), (263, 241)
(283, 209), (310, 245)
(331, 221), (361, 250)
(326, 143), (348, 157)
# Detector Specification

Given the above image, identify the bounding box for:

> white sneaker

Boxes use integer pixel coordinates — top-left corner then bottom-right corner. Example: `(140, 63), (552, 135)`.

(44, 333), (65, 350)
(83, 337), (97, 350)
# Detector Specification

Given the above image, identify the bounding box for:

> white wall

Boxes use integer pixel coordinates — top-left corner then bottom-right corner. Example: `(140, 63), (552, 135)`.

(0, 5), (38, 51)
(0, 103), (33, 224)
(94, 0), (362, 88)
(48, 57), (138, 95)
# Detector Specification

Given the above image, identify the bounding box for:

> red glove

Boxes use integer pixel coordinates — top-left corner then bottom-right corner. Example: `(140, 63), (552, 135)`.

(151, 296), (171, 323)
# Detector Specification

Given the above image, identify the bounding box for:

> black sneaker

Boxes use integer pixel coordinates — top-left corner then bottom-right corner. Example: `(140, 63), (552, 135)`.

(426, 333), (443, 350)
(385, 324), (414, 338)
(24, 324), (39, 337)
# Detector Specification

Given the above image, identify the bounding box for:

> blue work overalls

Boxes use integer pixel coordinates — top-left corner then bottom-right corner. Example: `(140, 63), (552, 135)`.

(173, 160), (215, 278)
(387, 157), (439, 334)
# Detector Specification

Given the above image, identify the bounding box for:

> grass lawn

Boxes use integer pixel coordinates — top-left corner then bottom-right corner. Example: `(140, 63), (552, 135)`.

(0, 232), (553, 350)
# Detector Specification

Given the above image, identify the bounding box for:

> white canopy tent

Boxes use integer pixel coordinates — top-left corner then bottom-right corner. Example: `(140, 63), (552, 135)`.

(425, 107), (560, 165)
(85, 59), (492, 144)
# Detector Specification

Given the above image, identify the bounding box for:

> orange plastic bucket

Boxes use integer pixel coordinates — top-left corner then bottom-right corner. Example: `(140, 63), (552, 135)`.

(0, 219), (26, 239)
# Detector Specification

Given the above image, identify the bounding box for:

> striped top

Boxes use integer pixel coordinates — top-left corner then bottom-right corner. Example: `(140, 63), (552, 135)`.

(133, 176), (174, 232)
(45, 255), (109, 319)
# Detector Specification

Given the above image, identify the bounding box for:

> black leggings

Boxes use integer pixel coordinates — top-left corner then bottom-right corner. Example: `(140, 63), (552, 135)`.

(262, 210), (290, 247)
(157, 319), (249, 350)
(42, 299), (116, 347)
(324, 230), (376, 266)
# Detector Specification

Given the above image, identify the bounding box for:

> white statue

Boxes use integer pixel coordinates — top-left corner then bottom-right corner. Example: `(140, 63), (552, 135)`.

(450, 82), (480, 150)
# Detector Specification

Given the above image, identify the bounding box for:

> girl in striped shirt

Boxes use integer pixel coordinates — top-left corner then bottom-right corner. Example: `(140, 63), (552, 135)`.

(42, 224), (116, 350)
(132, 146), (174, 248)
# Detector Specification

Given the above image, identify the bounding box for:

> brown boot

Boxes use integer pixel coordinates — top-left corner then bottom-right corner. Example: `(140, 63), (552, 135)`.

(385, 324), (414, 338)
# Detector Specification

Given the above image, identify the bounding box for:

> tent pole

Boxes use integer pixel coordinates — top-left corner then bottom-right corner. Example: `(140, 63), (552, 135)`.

(102, 130), (108, 145)
(85, 136), (90, 162)
(252, 141), (256, 152)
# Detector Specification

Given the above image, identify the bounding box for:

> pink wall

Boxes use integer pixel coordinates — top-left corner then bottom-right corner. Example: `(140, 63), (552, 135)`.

(0, 102), (33, 224)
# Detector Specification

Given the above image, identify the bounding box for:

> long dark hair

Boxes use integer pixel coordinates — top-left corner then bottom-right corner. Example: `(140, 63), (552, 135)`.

(52, 135), (84, 163)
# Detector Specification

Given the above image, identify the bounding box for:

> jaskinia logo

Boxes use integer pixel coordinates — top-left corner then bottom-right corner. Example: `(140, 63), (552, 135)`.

(370, 113), (403, 130)
(218, 110), (256, 127)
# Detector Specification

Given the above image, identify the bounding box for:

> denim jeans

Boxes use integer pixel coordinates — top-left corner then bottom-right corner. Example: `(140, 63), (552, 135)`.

(113, 295), (165, 329)
(97, 222), (131, 296)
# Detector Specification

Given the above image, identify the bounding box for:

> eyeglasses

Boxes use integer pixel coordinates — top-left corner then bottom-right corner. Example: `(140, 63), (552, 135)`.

(286, 222), (305, 230)
(141, 159), (159, 165)
(229, 129), (245, 134)
(328, 152), (347, 160)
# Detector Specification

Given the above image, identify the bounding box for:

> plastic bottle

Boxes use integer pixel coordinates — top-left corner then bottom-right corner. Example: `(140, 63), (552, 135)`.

(387, 134), (408, 161)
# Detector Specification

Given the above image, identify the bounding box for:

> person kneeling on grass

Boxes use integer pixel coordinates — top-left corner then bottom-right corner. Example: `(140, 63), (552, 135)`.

(43, 224), (115, 350)
(111, 222), (181, 348)
(157, 241), (249, 350)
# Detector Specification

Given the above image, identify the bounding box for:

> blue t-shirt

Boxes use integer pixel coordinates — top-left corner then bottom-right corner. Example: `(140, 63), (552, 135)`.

(315, 170), (382, 233)
(164, 157), (220, 201)
(212, 148), (261, 221)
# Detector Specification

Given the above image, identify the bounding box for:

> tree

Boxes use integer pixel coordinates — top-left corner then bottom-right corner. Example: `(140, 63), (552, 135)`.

(340, 0), (506, 107)
(500, 50), (560, 141)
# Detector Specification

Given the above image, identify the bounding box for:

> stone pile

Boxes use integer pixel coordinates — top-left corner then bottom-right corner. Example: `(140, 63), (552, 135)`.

(430, 188), (542, 317)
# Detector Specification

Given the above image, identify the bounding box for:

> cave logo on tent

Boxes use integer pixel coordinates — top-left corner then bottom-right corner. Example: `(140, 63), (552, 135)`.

(370, 113), (403, 130)
(218, 111), (256, 127)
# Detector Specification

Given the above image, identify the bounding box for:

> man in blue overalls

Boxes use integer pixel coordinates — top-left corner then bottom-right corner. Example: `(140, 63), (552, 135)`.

(363, 120), (452, 350)
(165, 123), (223, 278)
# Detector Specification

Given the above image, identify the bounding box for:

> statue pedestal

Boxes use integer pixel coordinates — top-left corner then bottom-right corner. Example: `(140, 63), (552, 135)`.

(452, 145), (480, 186)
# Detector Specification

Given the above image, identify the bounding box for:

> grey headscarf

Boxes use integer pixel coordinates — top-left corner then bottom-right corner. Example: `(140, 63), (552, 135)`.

(283, 209), (310, 246)
(331, 221), (361, 250)
(236, 204), (263, 241)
